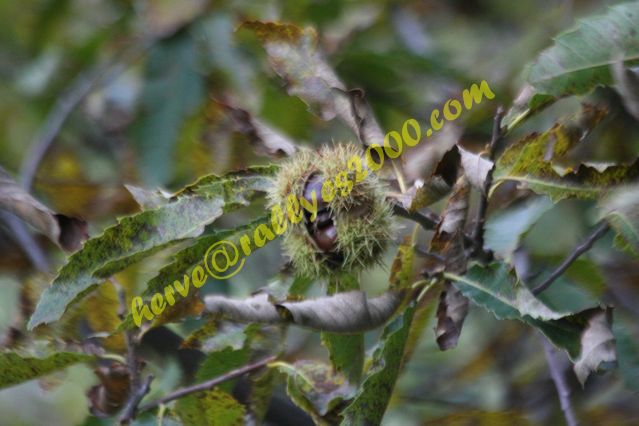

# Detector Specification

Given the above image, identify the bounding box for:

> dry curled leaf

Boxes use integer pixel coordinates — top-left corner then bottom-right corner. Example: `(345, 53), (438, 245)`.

(432, 175), (470, 351)
(204, 290), (404, 333)
(88, 362), (131, 418)
(0, 166), (87, 252)
(240, 20), (384, 147)
(574, 307), (617, 386)
(218, 100), (298, 158)
(458, 145), (494, 194)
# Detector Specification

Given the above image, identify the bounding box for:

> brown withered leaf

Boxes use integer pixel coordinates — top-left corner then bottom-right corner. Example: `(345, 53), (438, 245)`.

(88, 362), (131, 417)
(0, 166), (87, 252)
(218, 100), (298, 158)
(435, 282), (470, 351)
(240, 21), (384, 147)
(204, 290), (404, 333)
(458, 145), (494, 194)
(432, 176), (470, 351)
(397, 145), (460, 212)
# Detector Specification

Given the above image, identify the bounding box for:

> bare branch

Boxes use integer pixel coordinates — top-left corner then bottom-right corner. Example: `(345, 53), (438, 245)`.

(471, 106), (504, 259)
(542, 336), (579, 426)
(113, 278), (150, 424)
(532, 220), (610, 295)
(0, 211), (49, 271)
(138, 355), (277, 413)
(19, 39), (156, 191)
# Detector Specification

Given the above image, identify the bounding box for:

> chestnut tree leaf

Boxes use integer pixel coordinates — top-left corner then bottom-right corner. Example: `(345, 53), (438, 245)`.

(504, 2), (639, 129)
(485, 196), (553, 262)
(612, 61), (639, 121)
(599, 184), (639, 256)
(494, 109), (639, 202)
(176, 388), (245, 426)
(28, 167), (276, 329)
(431, 175), (470, 350)
(240, 20), (384, 147)
(273, 361), (355, 425)
(219, 100), (299, 158)
(340, 302), (417, 425)
(574, 307), (616, 386)
(458, 145), (494, 194)
(0, 352), (94, 390)
(446, 262), (617, 373)
(322, 273), (364, 384)
(204, 290), (404, 333)
(0, 166), (86, 252)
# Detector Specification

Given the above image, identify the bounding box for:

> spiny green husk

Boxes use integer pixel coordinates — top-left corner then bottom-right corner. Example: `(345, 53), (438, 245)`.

(268, 143), (394, 278)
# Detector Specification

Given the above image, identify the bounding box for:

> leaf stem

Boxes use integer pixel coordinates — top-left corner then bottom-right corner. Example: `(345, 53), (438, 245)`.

(532, 220), (610, 295)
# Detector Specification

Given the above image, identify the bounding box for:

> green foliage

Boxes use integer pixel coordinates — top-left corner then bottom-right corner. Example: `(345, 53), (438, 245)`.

(29, 167), (275, 329)
(3, 1), (639, 425)
(504, 2), (639, 128)
(322, 273), (364, 384)
(494, 107), (639, 202)
(0, 352), (93, 390)
(176, 389), (245, 426)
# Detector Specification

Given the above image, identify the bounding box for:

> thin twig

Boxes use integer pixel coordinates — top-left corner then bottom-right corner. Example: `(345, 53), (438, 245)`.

(19, 38), (155, 191)
(542, 336), (579, 426)
(471, 106), (504, 259)
(532, 220), (610, 295)
(113, 278), (150, 423)
(138, 355), (277, 412)
(392, 204), (439, 229)
(0, 211), (49, 271)
(119, 374), (155, 425)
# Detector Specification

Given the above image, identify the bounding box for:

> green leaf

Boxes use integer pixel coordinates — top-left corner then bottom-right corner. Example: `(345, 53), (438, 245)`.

(133, 32), (205, 186)
(505, 2), (639, 128)
(485, 196), (553, 262)
(599, 184), (639, 256)
(29, 168), (275, 330)
(494, 110), (639, 202)
(322, 273), (364, 384)
(176, 388), (245, 426)
(528, 2), (639, 99)
(273, 361), (355, 425)
(614, 316), (639, 392)
(0, 352), (93, 390)
(196, 347), (250, 394)
(340, 302), (416, 425)
(446, 263), (617, 382)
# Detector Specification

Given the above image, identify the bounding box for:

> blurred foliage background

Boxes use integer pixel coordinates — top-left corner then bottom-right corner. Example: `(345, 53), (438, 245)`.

(0, 0), (638, 425)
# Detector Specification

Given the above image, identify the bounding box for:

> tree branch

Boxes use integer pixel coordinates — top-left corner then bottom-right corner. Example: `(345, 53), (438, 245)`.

(19, 38), (156, 191)
(532, 220), (610, 295)
(471, 106), (504, 259)
(542, 336), (579, 426)
(138, 355), (277, 413)
(119, 374), (155, 425)
(113, 279), (152, 424)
